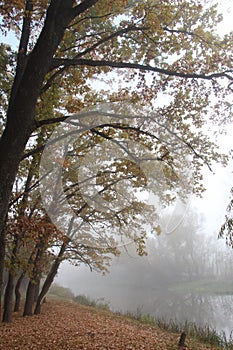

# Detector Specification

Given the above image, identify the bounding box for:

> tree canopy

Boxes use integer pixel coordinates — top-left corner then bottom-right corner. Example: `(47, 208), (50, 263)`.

(0, 0), (232, 322)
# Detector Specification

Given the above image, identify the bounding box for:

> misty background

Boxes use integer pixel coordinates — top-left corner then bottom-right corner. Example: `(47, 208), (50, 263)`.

(55, 99), (233, 338)
(56, 157), (233, 336)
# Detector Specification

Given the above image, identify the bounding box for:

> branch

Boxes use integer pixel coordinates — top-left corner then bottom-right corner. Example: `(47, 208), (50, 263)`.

(8, 0), (33, 109)
(161, 26), (222, 49)
(69, 25), (148, 60)
(71, 0), (99, 21)
(155, 117), (214, 172)
(40, 66), (67, 94)
(9, 170), (52, 208)
(51, 58), (233, 81)
(43, 25), (147, 93)
(67, 13), (111, 29)
(60, 30), (106, 52)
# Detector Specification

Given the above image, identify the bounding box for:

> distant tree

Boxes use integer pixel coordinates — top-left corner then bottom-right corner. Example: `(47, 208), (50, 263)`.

(219, 187), (233, 247)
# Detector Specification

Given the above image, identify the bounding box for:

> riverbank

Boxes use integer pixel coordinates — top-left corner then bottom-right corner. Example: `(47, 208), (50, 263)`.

(0, 300), (227, 349)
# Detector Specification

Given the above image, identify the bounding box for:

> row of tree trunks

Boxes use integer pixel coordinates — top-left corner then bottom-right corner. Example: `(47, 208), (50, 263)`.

(1, 241), (67, 321)
(2, 271), (26, 321)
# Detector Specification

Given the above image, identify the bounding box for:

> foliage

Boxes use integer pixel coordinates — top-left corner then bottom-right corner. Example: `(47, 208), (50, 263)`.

(5, 215), (61, 278)
(219, 187), (233, 247)
(0, 43), (15, 132)
(2, 0), (232, 244)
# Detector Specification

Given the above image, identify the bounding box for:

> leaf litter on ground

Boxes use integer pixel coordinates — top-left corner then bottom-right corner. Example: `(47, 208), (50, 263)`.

(0, 300), (219, 349)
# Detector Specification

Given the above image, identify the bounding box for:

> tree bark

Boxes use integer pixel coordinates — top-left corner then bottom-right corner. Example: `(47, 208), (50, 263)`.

(34, 280), (40, 303)
(23, 281), (35, 316)
(23, 237), (45, 316)
(2, 272), (14, 323)
(2, 232), (21, 322)
(34, 242), (67, 315)
(0, 229), (6, 317)
(14, 272), (25, 312)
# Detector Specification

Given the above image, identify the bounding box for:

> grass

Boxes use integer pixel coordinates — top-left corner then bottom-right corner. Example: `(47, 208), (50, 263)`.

(169, 279), (233, 295)
(74, 294), (233, 349)
(118, 310), (233, 349)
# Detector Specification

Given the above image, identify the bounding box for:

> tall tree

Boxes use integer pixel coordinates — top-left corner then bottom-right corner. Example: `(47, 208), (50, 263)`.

(0, 0), (232, 317)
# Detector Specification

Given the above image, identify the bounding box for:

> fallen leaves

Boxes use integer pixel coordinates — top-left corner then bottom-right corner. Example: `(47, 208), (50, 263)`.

(0, 300), (215, 349)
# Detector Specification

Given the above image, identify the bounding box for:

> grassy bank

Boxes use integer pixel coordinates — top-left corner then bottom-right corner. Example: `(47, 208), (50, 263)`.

(0, 298), (229, 350)
(74, 293), (233, 349)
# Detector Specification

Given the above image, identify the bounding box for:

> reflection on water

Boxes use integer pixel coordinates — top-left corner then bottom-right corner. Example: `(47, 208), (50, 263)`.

(149, 293), (233, 337)
(112, 289), (233, 338)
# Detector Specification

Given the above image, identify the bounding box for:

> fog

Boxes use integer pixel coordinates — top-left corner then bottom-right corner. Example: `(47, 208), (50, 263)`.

(56, 124), (233, 336)
(55, 122), (233, 336)
(56, 204), (233, 337)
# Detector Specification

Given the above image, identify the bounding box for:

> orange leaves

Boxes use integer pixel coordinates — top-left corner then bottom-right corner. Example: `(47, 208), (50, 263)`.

(7, 215), (60, 244)
(6, 215), (63, 277)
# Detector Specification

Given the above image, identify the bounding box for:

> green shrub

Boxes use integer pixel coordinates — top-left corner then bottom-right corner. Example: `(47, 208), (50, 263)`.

(74, 294), (110, 311)
(48, 283), (74, 300)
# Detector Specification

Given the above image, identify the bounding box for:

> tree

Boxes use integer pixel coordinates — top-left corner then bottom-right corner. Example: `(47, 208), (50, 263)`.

(0, 0), (232, 318)
(219, 187), (233, 247)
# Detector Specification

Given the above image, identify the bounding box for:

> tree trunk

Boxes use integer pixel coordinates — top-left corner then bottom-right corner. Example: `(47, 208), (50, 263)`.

(0, 228), (6, 318)
(14, 272), (25, 312)
(2, 272), (15, 323)
(0, 0), (98, 321)
(34, 280), (40, 303)
(23, 281), (35, 316)
(2, 233), (21, 322)
(34, 242), (67, 315)
(0, 88), (36, 320)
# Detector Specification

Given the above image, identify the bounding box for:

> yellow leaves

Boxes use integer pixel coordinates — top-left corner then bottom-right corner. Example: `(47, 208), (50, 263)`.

(90, 0), (128, 17)
(146, 12), (160, 30)
(64, 97), (84, 114)
(155, 224), (161, 235)
(134, 231), (148, 256)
